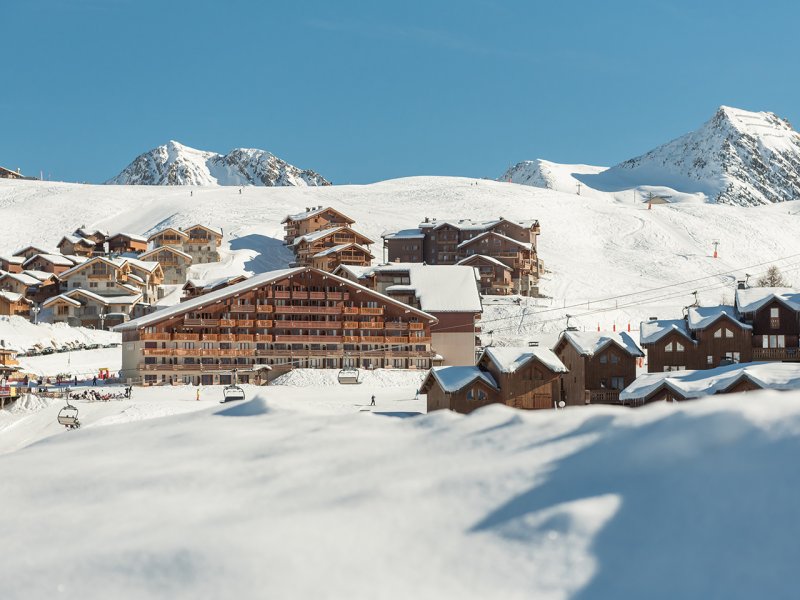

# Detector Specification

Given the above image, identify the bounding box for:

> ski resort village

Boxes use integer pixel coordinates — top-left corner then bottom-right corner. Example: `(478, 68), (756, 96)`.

(7, 85), (800, 595)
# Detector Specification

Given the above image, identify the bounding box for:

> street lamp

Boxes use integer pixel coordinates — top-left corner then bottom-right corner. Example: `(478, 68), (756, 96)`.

(99, 311), (107, 331)
(31, 303), (41, 325)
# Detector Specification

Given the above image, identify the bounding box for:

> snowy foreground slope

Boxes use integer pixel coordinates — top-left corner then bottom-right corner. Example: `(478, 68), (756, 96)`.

(504, 106), (800, 206)
(2, 389), (800, 599)
(3, 175), (800, 341)
(107, 140), (329, 186)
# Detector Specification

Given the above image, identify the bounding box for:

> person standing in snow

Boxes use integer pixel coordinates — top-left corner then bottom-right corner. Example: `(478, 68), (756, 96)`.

(370, 394), (376, 406)
(74, 376), (78, 387)
(92, 375), (97, 386)
(196, 388), (200, 401)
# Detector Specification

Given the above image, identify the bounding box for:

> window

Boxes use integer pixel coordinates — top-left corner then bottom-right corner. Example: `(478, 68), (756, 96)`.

(676, 342), (684, 352)
(771, 308), (779, 318)
(707, 355), (713, 365)
(477, 389), (488, 402)
(664, 365), (686, 372)
(611, 377), (625, 390)
(611, 354), (619, 364)
(599, 354), (607, 364)
(714, 329), (722, 339)
(764, 335), (786, 349)
(467, 388), (474, 401)
(724, 351), (741, 363)
(665, 342), (673, 352)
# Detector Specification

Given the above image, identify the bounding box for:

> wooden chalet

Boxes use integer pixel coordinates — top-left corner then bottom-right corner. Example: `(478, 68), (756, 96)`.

(554, 331), (644, 405)
(640, 306), (753, 372)
(183, 225), (223, 263)
(140, 246), (193, 285)
(182, 275), (248, 300)
(113, 267), (438, 386)
(57, 235), (97, 257)
(736, 287), (800, 362)
(0, 166), (29, 180)
(292, 227), (374, 268)
(73, 228), (108, 246)
(456, 254), (513, 295)
(310, 243), (374, 272)
(0, 255), (25, 274)
(107, 232), (148, 255)
(22, 253), (79, 275)
(59, 256), (130, 293)
(0, 291), (32, 317)
(11, 246), (51, 261)
(45, 288), (142, 329)
(422, 346), (567, 414)
(0, 271), (42, 297)
(619, 362), (800, 406)
(147, 227), (189, 249)
(282, 206), (355, 245)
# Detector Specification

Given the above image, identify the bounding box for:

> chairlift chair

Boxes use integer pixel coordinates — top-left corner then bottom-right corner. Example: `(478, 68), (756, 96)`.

(221, 385), (246, 403)
(337, 368), (361, 385)
(57, 402), (81, 429)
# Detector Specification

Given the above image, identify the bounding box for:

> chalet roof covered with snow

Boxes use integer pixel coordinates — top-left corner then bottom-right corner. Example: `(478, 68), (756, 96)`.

(65, 288), (142, 306)
(420, 217), (538, 232)
(558, 330), (644, 357)
(456, 254), (512, 270)
(59, 256), (127, 279)
(109, 232), (148, 242)
(281, 206), (354, 224)
(0, 256), (25, 265)
(12, 245), (51, 257)
(392, 265), (481, 313)
(0, 272), (41, 286)
(620, 362), (800, 402)
(0, 291), (31, 304)
(421, 366), (498, 393)
(184, 224), (223, 237)
(382, 228), (425, 239)
(640, 319), (693, 345)
(59, 234), (96, 246)
(114, 267), (438, 331)
(292, 226), (374, 247)
(147, 227), (189, 241)
(687, 305), (751, 330)
(332, 265), (372, 280)
(735, 287), (800, 313)
(22, 253), (76, 267)
(457, 231), (533, 251)
(140, 246), (193, 261)
(313, 243), (374, 259)
(481, 346), (567, 374)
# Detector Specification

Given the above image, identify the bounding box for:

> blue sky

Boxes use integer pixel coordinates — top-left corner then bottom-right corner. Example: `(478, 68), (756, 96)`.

(4, 0), (798, 183)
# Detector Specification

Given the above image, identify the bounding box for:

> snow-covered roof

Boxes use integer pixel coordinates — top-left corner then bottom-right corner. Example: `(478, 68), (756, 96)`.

(639, 319), (693, 345)
(687, 305), (750, 331)
(332, 264), (372, 280)
(0, 256), (25, 265)
(313, 243), (374, 259)
(292, 226), (374, 247)
(127, 273), (144, 284)
(141, 246), (193, 261)
(422, 366), (498, 393)
(21, 270), (55, 282)
(456, 254), (512, 270)
(62, 255), (89, 265)
(382, 228), (425, 240)
(282, 206), (354, 224)
(66, 288), (142, 306)
(620, 362), (800, 402)
(184, 275), (248, 292)
(0, 272), (41, 286)
(42, 294), (82, 308)
(394, 265), (482, 313)
(75, 227), (108, 238)
(481, 346), (568, 374)
(109, 232), (148, 243)
(184, 224), (223, 237)
(559, 330), (644, 358)
(735, 287), (800, 313)
(124, 258), (161, 273)
(12, 245), (51, 257)
(419, 217), (538, 233)
(59, 234), (96, 246)
(115, 267), (438, 331)
(147, 227), (189, 241)
(22, 253), (75, 267)
(60, 256), (126, 279)
(457, 231), (533, 251)
(0, 291), (30, 304)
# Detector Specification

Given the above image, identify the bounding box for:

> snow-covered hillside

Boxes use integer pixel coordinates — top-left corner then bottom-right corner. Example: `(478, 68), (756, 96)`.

(3, 175), (800, 343)
(2, 389), (800, 598)
(504, 106), (800, 206)
(107, 140), (330, 187)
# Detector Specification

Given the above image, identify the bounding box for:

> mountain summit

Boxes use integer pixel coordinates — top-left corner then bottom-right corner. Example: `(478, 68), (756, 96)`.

(503, 106), (800, 206)
(107, 141), (330, 187)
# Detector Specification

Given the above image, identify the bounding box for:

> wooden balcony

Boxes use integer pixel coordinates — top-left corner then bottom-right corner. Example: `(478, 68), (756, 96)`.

(343, 321), (359, 328)
(384, 336), (408, 344)
(255, 320), (273, 328)
(360, 336), (384, 343)
(342, 307), (359, 315)
(274, 306), (342, 315)
(274, 291), (290, 299)
(309, 292), (326, 300)
(273, 320), (342, 329)
(586, 389), (621, 404)
(254, 334), (273, 342)
(410, 336), (431, 342)
(233, 305), (256, 313)
(292, 291), (309, 300)
(360, 307), (384, 315)
(142, 348), (174, 356)
(183, 318), (220, 327)
(384, 322), (409, 330)
(218, 334), (237, 342)
(173, 333), (199, 341)
(237, 320), (254, 328)
(343, 336), (360, 343)
(237, 334), (255, 342)
(256, 305), (274, 313)
(140, 332), (171, 341)
(408, 323), (424, 330)
(753, 347), (800, 361)
(201, 334), (218, 341)
(274, 335), (343, 343)
(219, 319), (236, 327)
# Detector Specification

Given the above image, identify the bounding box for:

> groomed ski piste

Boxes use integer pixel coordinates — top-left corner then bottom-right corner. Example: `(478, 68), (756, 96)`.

(4, 176), (800, 597)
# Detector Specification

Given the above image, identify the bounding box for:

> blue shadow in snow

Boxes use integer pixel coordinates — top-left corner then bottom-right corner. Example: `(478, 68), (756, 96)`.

(229, 234), (294, 274)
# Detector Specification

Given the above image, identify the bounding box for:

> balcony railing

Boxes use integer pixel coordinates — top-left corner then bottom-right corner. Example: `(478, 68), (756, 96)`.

(360, 307), (384, 315)
(359, 322), (384, 329)
(408, 323), (424, 330)
(753, 347), (800, 361)
(140, 332), (171, 341)
(255, 320), (273, 328)
(274, 335), (344, 343)
(219, 319), (236, 327)
(274, 306), (341, 315)
(586, 389), (621, 404)
(183, 318), (220, 327)
(173, 333), (199, 341)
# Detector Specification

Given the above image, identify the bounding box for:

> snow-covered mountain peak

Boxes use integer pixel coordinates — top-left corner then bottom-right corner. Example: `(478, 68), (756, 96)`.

(108, 141), (330, 187)
(503, 105), (800, 206)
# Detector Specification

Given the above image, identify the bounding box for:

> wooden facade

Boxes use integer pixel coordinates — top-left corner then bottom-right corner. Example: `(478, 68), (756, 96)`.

(309, 243), (374, 273)
(0, 292), (32, 317)
(554, 332), (643, 406)
(22, 253), (76, 275)
(293, 227), (374, 268)
(140, 246), (193, 285)
(0, 256), (24, 274)
(282, 206), (356, 245)
(147, 227), (189, 249)
(57, 236), (96, 257)
(107, 233), (148, 255)
(384, 217), (542, 296)
(456, 254), (514, 295)
(741, 297), (800, 362)
(116, 267), (438, 385)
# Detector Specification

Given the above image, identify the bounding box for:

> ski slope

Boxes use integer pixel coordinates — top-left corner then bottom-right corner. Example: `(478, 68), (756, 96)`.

(2, 388), (800, 598)
(3, 176), (799, 343)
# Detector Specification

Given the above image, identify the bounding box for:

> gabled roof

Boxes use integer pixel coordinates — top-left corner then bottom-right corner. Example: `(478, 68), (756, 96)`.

(386, 265), (481, 313)
(183, 275), (248, 292)
(22, 253), (75, 268)
(640, 319), (693, 345)
(109, 232), (148, 243)
(557, 330), (644, 358)
(140, 246), (193, 262)
(382, 228), (425, 240)
(480, 346), (568, 374)
(63, 288), (142, 306)
(313, 243), (374, 259)
(184, 224), (223, 237)
(281, 206), (355, 224)
(21, 270), (56, 283)
(735, 287), (800, 314)
(457, 231), (532, 251)
(147, 227), (189, 242)
(0, 291), (31, 304)
(293, 226), (374, 247)
(456, 254), (512, 271)
(0, 272), (41, 286)
(114, 267), (438, 331)
(58, 235), (96, 247)
(74, 227), (108, 238)
(12, 245), (51, 257)
(0, 256), (25, 265)
(59, 256), (127, 279)
(331, 264), (372, 280)
(687, 305), (751, 331)
(42, 294), (83, 308)
(420, 366), (499, 393)
(619, 362), (800, 402)
(124, 258), (162, 273)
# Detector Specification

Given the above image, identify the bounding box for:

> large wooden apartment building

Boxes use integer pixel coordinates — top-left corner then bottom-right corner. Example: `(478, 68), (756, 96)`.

(114, 267), (439, 385)
(282, 206), (355, 245)
(383, 217), (542, 296)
